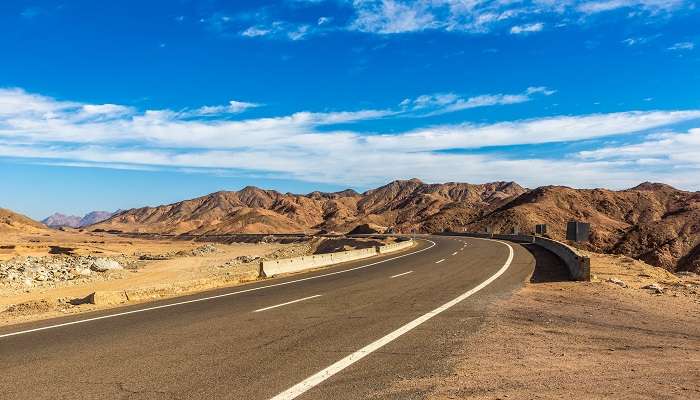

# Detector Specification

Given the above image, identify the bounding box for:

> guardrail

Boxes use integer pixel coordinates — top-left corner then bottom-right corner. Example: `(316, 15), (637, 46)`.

(443, 232), (590, 281)
(259, 239), (415, 277)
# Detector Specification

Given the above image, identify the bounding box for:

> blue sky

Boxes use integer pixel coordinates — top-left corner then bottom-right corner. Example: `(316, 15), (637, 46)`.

(1, 0), (699, 219)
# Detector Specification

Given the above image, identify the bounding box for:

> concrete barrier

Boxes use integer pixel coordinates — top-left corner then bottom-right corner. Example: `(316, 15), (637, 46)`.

(260, 239), (414, 278)
(377, 239), (414, 254)
(442, 232), (590, 281)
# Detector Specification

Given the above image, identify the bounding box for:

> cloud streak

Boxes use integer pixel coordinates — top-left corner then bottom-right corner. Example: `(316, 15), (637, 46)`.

(2, 88), (700, 190)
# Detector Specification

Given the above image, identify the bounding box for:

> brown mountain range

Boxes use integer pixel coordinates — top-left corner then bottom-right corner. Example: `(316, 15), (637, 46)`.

(90, 179), (700, 273)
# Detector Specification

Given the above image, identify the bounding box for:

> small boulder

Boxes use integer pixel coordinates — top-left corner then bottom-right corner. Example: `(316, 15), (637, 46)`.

(90, 258), (123, 272)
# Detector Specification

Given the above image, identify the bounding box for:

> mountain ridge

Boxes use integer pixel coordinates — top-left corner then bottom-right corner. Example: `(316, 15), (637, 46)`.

(90, 179), (699, 273)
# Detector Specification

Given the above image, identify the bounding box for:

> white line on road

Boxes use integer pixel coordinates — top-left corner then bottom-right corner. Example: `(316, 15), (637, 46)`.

(435, 259), (445, 264)
(452, 252), (458, 256)
(0, 240), (437, 339)
(253, 295), (321, 313)
(390, 271), (413, 279)
(269, 239), (514, 400)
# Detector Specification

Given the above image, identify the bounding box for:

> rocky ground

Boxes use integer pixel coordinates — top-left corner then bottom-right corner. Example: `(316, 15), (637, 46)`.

(386, 247), (700, 399)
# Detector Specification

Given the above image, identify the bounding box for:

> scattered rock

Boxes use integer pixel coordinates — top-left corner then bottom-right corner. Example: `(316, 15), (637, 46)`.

(1, 299), (53, 316)
(0, 255), (126, 289)
(234, 255), (260, 264)
(87, 290), (128, 305)
(641, 283), (664, 294)
(607, 278), (627, 288)
(138, 253), (170, 261)
(190, 244), (218, 256)
(173, 244), (219, 257)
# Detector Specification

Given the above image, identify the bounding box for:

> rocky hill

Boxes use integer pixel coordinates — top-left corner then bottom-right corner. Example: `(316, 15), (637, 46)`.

(0, 208), (49, 233)
(462, 182), (700, 273)
(90, 179), (700, 273)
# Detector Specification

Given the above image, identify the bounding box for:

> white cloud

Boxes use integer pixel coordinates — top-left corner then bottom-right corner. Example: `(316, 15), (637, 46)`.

(350, 0), (437, 34)
(578, 128), (700, 163)
(241, 21), (315, 40)
(364, 110), (700, 151)
(287, 25), (311, 40)
(193, 100), (261, 116)
(400, 87), (556, 115)
(343, 0), (692, 36)
(241, 26), (272, 37)
(577, 0), (686, 14)
(510, 22), (544, 35)
(668, 41), (695, 50)
(2, 88), (700, 190)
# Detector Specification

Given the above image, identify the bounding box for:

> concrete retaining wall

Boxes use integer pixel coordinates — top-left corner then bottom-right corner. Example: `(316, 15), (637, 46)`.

(443, 232), (590, 281)
(260, 239), (414, 277)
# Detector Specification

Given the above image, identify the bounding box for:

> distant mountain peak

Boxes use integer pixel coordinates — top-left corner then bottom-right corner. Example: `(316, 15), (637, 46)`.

(43, 210), (116, 228)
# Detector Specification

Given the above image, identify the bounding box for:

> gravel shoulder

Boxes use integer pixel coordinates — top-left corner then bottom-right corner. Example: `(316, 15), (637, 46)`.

(386, 247), (700, 399)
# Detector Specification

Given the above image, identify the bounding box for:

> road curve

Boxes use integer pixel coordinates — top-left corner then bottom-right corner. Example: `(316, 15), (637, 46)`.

(0, 235), (537, 399)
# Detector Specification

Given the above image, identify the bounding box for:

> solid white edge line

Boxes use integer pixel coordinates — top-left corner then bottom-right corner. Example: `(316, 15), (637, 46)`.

(452, 252), (458, 256)
(253, 294), (322, 313)
(389, 271), (413, 279)
(0, 239), (437, 339)
(435, 259), (445, 264)
(269, 239), (514, 400)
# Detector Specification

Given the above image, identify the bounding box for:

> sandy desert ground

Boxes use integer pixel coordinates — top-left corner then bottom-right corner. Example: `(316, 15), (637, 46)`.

(0, 230), (391, 326)
(385, 248), (700, 399)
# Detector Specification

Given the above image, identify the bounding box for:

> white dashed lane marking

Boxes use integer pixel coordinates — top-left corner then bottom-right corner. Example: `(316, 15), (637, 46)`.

(253, 295), (322, 313)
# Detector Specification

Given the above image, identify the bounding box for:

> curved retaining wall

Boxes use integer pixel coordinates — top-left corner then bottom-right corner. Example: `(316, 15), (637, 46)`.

(533, 236), (590, 281)
(443, 232), (590, 281)
(260, 239), (414, 278)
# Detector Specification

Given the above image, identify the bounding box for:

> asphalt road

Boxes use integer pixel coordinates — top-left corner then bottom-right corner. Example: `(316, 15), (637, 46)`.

(0, 235), (538, 400)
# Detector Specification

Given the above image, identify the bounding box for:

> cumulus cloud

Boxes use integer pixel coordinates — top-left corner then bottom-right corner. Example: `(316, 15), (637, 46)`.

(2, 88), (700, 189)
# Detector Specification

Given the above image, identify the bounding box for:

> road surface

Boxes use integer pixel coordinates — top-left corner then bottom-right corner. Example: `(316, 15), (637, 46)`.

(0, 235), (539, 399)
